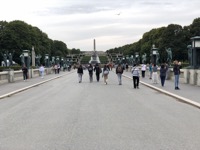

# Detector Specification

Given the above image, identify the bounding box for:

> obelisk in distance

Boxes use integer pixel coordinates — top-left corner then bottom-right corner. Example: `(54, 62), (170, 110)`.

(94, 39), (96, 51)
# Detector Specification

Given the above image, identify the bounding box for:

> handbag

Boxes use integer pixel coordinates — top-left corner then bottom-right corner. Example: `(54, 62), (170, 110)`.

(104, 70), (109, 75)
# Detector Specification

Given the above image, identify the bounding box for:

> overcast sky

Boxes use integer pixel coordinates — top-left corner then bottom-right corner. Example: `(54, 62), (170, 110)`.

(0, 0), (200, 51)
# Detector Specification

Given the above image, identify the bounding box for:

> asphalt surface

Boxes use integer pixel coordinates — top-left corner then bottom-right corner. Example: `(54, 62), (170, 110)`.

(122, 70), (200, 109)
(0, 69), (199, 108)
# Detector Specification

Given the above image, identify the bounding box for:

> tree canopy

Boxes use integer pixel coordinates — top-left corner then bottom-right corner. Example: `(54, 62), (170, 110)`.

(0, 20), (71, 65)
(106, 17), (200, 63)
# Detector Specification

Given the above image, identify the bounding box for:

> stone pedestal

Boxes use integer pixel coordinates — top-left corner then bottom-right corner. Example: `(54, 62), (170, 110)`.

(197, 70), (200, 86)
(183, 69), (189, 84)
(166, 69), (171, 80)
(8, 69), (14, 83)
(189, 70), (196, 85)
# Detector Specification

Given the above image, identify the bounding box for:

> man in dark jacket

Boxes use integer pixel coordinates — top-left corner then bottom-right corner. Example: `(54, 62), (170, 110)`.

(94, 63), (101, 82)
(22, 64), (28, 81)
(173, 60), (181, 90)
(88, 64), (93, 82)
(77, 64), (83, 83)
(116, 63), (123, 85)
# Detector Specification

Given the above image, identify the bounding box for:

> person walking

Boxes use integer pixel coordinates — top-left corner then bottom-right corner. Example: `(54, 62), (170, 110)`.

(94, 63), (102, 82)
(54, 64), (58, 74)
(160, 64), (167, 86)
(173, 60), (181, 90)
(116, 63), (123, 85)
(131, 64), (140, 89)
(77, 64), (83, 83)
(57, 64), (60, 74)
(39, 64), (45, 78)
(22, 64), (28, 81)
(149, 63), (153, 79)
(102, 65), (109, 85)
(152, 64), (158, 84)
(141, 63), (146, 78)
(88, 64), (93, 82)
(125, 63), (129, 72)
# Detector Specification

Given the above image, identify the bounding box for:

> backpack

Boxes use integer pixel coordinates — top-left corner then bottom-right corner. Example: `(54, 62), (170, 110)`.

(117, 66), (122, 73)
(88, 67), (93, 71)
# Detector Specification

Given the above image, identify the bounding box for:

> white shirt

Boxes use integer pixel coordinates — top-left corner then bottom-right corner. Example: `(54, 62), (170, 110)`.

(39, 66), (45, 72)
(141, 64), (146, 71)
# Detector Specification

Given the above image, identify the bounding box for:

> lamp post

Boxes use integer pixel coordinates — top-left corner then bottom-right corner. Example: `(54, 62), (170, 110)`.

(191, 36), (200, 69)
(45, 54), (49, 67)
(135, 52), (139, 65)
(130, 55), (134, 65)
(151, 44), (158, 65)
(126, 55), (129, 65)
(22, 50), (30, 69)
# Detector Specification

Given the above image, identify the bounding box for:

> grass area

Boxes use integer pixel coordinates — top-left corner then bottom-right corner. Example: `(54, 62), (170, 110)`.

(99, 56), (108, 64)
(80, 55), (109, 64)
(80, 56), (91, 64)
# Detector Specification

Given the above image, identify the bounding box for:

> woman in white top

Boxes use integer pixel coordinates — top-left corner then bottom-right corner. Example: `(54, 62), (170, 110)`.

(131, 64), (140, 89)
(39, 64), (45, 78)
(141, 63), (146, 78)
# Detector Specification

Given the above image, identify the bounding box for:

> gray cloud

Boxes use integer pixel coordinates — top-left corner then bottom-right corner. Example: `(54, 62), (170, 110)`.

(28, 0), (200, 51)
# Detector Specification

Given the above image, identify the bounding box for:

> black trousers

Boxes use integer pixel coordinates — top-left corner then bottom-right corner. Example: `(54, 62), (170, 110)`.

(133, 76), (139, 88)
(23, 72), (28, 80)
(160, 75), (166, 86)
(142, 71), (145, 78)
(96, 73), (100, 81)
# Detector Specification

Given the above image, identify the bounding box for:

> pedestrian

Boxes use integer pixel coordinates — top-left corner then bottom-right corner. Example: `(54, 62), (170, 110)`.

(160, 64), (167, 86)
(94, 63), (102, 82)
(54, 64), (58, 74)
(152, 64), (158, 84)
(22, 64), (28, 81)
(102, 65), (109, 84)
(57, 64), (60, 74)
(116, 63), (123, 85)
(141, 63), (147, 78)
(149, 63), (153, 79)
(88, 64), (93, 82)
(173, 60), (181, 90)
(165, 63), (169, 79)
(39, 64), (45, 78)
(77, 64), (83, 83)
(131, 64), (140, 89)
(125, 63), (129, 72)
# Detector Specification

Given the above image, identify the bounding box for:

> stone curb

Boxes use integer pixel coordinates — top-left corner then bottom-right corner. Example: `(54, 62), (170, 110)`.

(123, 74), (200, 109)
(0, 71), (74, 100)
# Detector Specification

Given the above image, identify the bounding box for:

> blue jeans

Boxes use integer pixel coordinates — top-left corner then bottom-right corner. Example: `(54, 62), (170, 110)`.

(117, 73), (122, 84)
(174, 75), (179, 88)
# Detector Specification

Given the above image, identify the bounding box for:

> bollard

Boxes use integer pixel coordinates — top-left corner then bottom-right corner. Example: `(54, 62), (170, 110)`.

(8, 69), (14, 83)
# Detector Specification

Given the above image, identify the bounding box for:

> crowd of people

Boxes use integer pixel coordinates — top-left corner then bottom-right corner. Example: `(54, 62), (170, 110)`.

(76, 60), (182, 90)
(21, 60), (182, 90)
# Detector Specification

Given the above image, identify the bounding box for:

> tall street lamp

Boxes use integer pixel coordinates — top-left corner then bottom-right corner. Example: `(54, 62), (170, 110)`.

(191, 36), (200, 69)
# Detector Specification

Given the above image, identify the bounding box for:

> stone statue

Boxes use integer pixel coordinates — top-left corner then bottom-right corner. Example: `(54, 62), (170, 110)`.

(156, 52), (160, 65)
(20, 54), (25, 65)
(166, 48), (172, 64)
(8, 51), (14, 66)
(45, 56), (49, 67)
(142, 53), (146, 64)
(35, 55), (41, 67)
(51, 57), (55, 65)
(187, 45), (192, 66)
(27, 55), (31, 69)
(1, 52), (8, 67)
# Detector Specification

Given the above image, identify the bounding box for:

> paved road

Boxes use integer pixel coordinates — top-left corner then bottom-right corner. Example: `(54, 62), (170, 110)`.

(0, 70), (200, 150)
